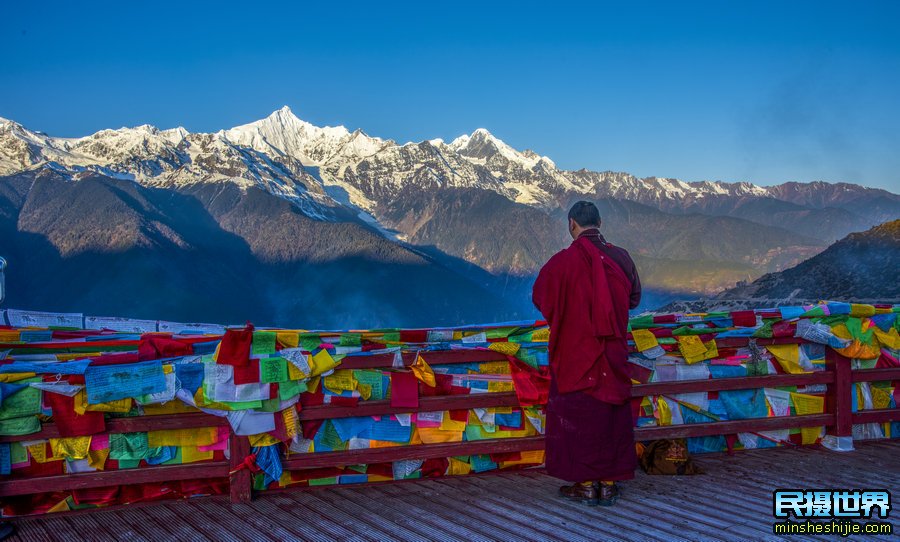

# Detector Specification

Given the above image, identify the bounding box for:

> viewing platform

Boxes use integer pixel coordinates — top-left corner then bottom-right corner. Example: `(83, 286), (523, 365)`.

(7, 440), (899, 541)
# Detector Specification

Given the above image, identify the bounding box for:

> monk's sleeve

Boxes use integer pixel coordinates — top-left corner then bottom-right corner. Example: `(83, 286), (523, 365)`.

(621, 250), (642, 309)
(629, 260), (642, 309)
(532, 257), (558, 320)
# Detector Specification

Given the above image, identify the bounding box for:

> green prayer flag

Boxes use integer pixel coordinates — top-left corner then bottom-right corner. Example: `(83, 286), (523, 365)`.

(0, 415), (40, 436)
(260, 357), (289, 383)
(0, 385), (42, 420)
(110, 432), (149, 461)
(252, 332), (277, 355)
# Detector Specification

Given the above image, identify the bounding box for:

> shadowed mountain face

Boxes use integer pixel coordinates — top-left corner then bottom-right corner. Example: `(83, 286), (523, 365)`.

(1, 108), (898, 323)
(378, 188), (824, 291)
(720, 219), (900, 301)
(0, 171), (530, 328)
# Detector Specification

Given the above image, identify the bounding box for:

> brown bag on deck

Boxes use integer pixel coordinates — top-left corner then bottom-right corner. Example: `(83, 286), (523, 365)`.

(638, 439), (703, 475)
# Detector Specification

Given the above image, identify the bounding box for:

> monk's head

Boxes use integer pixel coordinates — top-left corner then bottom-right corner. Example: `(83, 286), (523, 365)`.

(567, 201), (601, 239)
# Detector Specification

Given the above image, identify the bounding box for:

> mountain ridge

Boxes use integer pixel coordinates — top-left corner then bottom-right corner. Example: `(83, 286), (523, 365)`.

(718, 219), (900, 301)
(3, 106), (897, 226)
(1, 106), (897, 322)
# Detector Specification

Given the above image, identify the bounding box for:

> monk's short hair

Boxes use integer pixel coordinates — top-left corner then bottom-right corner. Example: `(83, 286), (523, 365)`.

(568, 201), (601, 227)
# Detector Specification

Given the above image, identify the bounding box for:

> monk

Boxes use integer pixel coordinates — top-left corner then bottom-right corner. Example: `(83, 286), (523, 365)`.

(532, 201), (642, 506)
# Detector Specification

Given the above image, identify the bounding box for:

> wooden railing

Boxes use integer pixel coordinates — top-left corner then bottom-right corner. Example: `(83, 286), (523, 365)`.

(1, 338), (898, 512)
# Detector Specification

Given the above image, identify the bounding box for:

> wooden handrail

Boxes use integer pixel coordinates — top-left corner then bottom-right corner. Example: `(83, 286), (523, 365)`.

(0, 412), (228, 444)
(1, 346), (899, 511)
(0, 462), (227, 497)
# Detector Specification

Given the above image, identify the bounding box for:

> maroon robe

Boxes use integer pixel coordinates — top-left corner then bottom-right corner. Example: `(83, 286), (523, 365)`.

(532, 228), (641, 482)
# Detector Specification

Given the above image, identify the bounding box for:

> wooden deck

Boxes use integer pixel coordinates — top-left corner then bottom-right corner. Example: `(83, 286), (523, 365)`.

(8, 440), (899, 541)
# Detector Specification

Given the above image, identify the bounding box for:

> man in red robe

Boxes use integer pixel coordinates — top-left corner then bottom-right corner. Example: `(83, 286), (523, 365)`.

(532, 201), (642, 506)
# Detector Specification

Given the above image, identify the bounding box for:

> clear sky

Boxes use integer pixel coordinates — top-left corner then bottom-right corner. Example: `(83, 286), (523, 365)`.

(2, 1), (898, 192)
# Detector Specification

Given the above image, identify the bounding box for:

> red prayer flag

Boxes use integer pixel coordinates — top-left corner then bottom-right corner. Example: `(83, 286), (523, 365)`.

(508, 357), (550, 406)
(390, 371), (419, 408)
(217, 326), (253, 366)
(43, 392), (106, 437)
(731, 310), (757, 328)
(233, 360), (261, 385)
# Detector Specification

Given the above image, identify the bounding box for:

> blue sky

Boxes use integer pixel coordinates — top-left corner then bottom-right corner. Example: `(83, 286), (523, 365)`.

(2, 1), (898, 191)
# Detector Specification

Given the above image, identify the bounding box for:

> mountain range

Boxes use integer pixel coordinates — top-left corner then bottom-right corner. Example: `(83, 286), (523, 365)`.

(719, 219), (900, 301)
(1, 106), (898, 327)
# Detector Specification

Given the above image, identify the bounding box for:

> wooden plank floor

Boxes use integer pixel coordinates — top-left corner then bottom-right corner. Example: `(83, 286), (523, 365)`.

(8, 440), (899, 541)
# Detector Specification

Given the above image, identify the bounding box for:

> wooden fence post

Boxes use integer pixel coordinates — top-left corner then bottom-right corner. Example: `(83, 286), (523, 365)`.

(825, 348), (853, 447)
(228, 431), (253, 504)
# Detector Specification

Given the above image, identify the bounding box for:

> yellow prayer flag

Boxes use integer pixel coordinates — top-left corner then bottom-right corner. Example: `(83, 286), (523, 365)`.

(872, 387), (892, 410)
(276, 331), (300, 349)
(800, 426), (824, 445)
(147, 427), (219, 447)
(478, 360), (512, 374)
(310, 349), (339, 377)
(57, 353), (101, 361)
(306, 376), (321, 394)
(0, 331), (20, 342)
(499, 449), (547, 468)
(632, 329), (659, 352)
(849, 304), (876, 318)
(790, 392), (824, 414)
(411, 355), (436, 387)
(282, 407), (299, 440)
(767, 344), (806, 374)
(369, 439), (401, 449)
(487, 381), (515, 392)
(416, 427), (464, 444)
(488, 342), (520, 357)
(85, 398), (133, 413)
(88, 448), (110, 470)
(180, 445), (215, 464)
(324, 370), (357, 393)
(439, 412), (467, 432)
(790, 392), (825, 445)
(448, 457), (472, 475)
(249, 433), (282, 447)
(46, 498), (71, 514)
(287, 359), (306, 381)
(73, 390), (132, 414)
(683, 340), (718, 364)
(677, 335), (707, 360)
(531, 328), (550, 342)
(874, 327), (900, 350)
(27, 443), (49, 463)
(520, 450), (546, 465)
(50, 436), (92, 460)
(657, 397), (672, 426)
(357, 383), (372, 400)
(0, 372), (36, 383)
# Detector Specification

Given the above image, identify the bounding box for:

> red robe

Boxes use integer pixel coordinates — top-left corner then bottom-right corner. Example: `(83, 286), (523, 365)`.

(532, 233), (634, 404)
(532, 230), (640, 482)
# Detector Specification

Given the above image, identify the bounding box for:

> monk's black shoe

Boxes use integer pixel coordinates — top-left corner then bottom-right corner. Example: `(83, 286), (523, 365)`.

(558, 483), (599, 506)
(597, 483), (621, 506)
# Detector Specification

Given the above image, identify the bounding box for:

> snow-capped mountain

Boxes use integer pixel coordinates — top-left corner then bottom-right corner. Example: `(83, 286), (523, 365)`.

(1, 106), (898, 314)
(2, 106), (896, 225)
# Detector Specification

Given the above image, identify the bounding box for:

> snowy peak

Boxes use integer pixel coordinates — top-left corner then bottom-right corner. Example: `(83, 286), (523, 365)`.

(449, 127), (549, 170)
(0, 108), (895, 228)
(220, 106), (389, 167)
